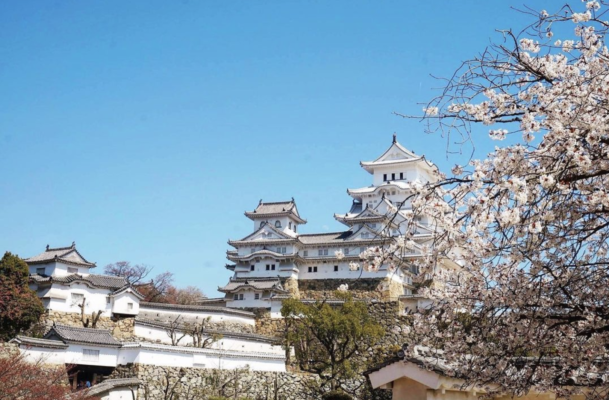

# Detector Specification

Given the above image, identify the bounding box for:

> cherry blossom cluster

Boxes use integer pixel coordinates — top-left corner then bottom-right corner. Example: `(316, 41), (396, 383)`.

(392, 1), (609, 397)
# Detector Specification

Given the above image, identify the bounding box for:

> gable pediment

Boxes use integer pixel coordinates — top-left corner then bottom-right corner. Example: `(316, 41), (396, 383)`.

(60, 250), (87, 264)
(239, 224), (292, 242)
(375, 142), (417, 163)
(345, 225), (380, 241)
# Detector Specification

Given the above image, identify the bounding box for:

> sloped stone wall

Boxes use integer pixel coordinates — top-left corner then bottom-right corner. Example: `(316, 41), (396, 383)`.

(39, 310), (135, 339)
(135, 364), (390, 400)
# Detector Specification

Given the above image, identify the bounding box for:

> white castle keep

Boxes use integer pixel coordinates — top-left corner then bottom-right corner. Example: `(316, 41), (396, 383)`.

(220, 135), (457, 311)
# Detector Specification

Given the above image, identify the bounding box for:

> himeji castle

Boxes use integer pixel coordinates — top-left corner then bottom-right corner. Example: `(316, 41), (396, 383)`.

(220, 135), (459, 313)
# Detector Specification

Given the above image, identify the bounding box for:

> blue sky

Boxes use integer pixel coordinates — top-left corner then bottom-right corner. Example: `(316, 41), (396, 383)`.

(0, 1), (558, 296)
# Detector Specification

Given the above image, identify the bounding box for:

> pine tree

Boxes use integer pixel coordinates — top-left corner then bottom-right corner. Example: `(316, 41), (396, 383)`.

(0, 252), (44, 341)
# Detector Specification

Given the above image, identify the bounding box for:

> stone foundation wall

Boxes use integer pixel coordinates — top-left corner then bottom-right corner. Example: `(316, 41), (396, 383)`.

(39, 311), (135, 339)
(366, 301), (412, 362)
(283, 277), (300, 298)
(135, 364), (390, 400)
(256, 313), (285, 338)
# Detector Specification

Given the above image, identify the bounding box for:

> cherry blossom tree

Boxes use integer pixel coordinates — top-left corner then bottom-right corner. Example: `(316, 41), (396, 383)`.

(394, 1), (609, 398)
(0, 346), (97, 400)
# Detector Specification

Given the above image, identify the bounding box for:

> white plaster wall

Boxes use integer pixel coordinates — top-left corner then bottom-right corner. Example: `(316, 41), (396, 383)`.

(270, 300), (283, 319)
(18, 343), (286, 373)
(134, 323), (282, 354)
(225, 289), (269, 308)
(29, 262), (55, 276)
(30, 261), (92, 277)
(64, 344), (119, 367)
(140, 305), (255, 326)
(117, 347), (140, 365)
(131, 344), (285, 371)
(135, 348), (193, 367)
(46, 284), (113, 317)
(372, 165), (419, 186)
(19, 346), (67, 365)
(297, 262), (394, 280)
(106, 387), (136, 400)
(112, 291), (140, 315)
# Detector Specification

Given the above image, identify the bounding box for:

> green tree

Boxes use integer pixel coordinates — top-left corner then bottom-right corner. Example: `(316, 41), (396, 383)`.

(281, 292), (384, 393)
(0, 252), (44, 341)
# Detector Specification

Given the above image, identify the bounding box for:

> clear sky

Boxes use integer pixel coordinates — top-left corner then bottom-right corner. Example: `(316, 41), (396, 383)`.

(0, 1), (558, 296)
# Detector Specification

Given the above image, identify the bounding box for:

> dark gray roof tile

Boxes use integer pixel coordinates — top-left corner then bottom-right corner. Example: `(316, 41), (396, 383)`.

(30, 273), (129, 290)
(139, 301), (255, 317)
(44, 324), (120, 347)
(218, 278), (286, 293)
(26, 243), (95, 267)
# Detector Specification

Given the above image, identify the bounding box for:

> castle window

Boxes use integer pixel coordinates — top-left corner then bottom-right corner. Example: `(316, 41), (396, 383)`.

(250, 265), (255, 271)
(391, 173), (396, 180)
(233, 294), (239, 300)
(239, 294), (244, 300)
(308, 267), (312, 273)
(344, 248), (350, 255)
(303, 250), (308, 257)
(314, 266), (318, 272)
(334, 265), (339, 272)
(361, 232), (370, 239)
(255, 293), (260, 300)
(400, 172), (404, 180)
(289, 222), (292, 229)
(383, 173), (387, 181)
(68, 267), (78, 274)
(106, 296), (111, 305)
(271, 264), (276, 270)
(276, 247), (286, 254)
(266, 265), (270, 271)
(36, 267), (45, 275)
(294, 225), (297, 232)
(128, 302), (133, 310)
(275, 220), (282, 228)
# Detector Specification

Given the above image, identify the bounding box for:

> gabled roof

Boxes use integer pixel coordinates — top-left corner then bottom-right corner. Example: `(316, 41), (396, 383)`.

(44, 324), (121, 347)
(218, 278), (287, 294)
(11, 335), (69, 349)
(111, 284), (145, 300)
(245, 199), (307, 224)
(231, 222), (296, 245)
(335, 204), (387, 225)
(360, 135), (437, 174)
(30, 273), (129, 290)
(26, 242), (96, 268)
(297, 231), (354, 245)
